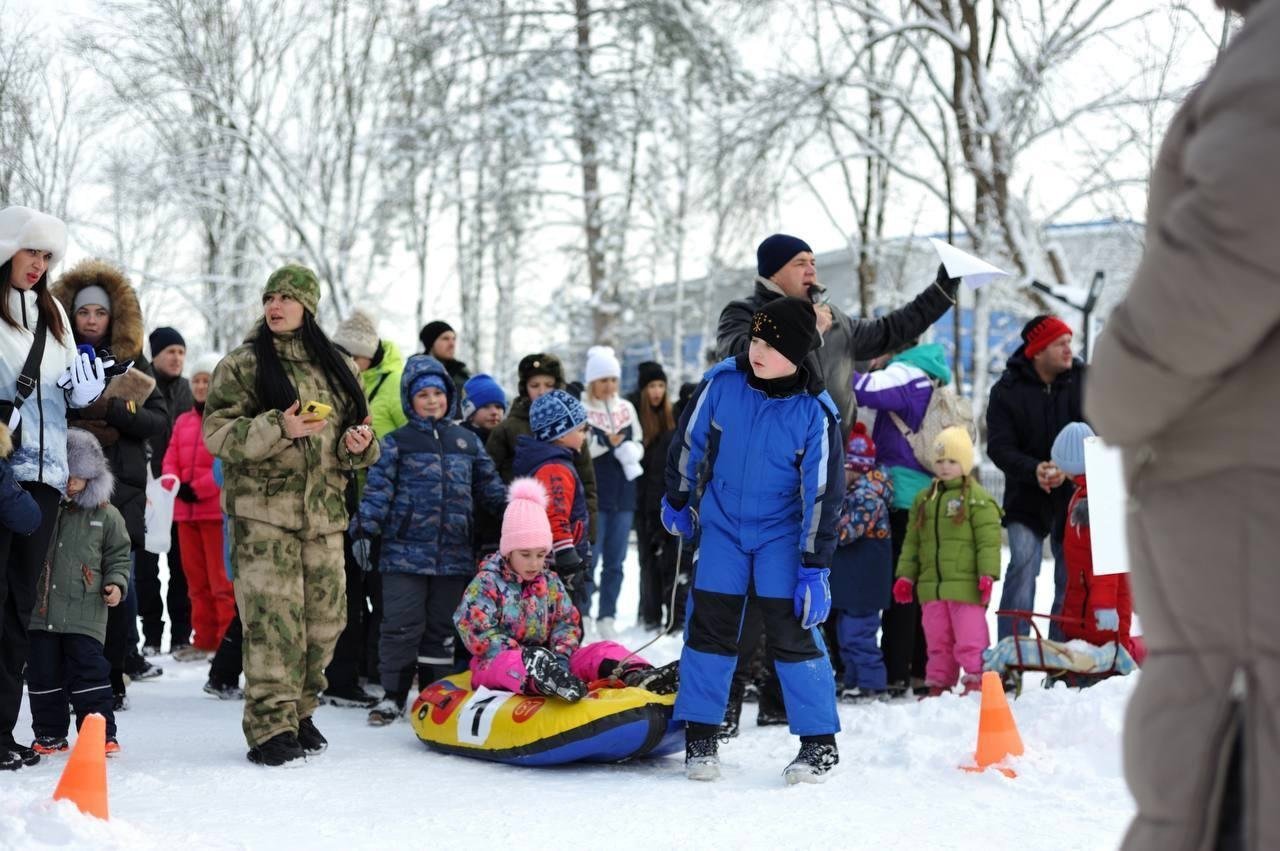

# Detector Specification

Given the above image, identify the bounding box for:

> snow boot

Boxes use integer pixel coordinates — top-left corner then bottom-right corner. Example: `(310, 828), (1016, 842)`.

(113, 692), (129, 712)
(840, 686), (890, 704)
(1, 743), (40, 770)
(203, 678), (244, 700)
(523, 646), (587, 702)
(367, 695), (406, 727)
(127, 659), (163, 680)
(596, 617), (617, 640)
(173, 645), (211, 663)
(297, 717), (327, 754)
(720, 679), (745, 739)
(320, 683), (379, 709)
(141, 644), (161, 658)
(685, 732), (721, 782)
(105, 737), (121, 756)
(783, 739), (839, 784)
(620, 660), (679, 695)
(31, 736), (69, 755)
(247, 732), (306, 767)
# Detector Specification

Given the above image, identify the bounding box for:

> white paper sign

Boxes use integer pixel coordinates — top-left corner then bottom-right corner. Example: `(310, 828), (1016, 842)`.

(1083, 436), (1130, 576)
(456, 687), (505, 746)
(927, 237), (1010, 290)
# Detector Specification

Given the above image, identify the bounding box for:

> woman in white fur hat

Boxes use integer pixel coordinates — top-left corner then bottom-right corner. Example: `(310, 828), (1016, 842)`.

(581, 345), (644, 640)
(0, 205), (107, 771)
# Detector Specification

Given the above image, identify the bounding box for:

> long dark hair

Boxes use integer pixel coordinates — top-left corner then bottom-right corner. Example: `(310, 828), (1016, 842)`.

(253, 310), (369, 428)
(0, 260), (68, 343)
(638, 384), (675, 447)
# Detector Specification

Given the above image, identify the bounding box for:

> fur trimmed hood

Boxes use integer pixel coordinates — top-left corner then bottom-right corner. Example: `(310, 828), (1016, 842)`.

(0, 423), (11, 460)
(65, 427), (115, 508)
(51, 259), (146, 362)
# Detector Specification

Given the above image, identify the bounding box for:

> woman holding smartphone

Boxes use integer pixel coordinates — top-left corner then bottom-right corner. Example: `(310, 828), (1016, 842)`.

(203, 265), (379, 767)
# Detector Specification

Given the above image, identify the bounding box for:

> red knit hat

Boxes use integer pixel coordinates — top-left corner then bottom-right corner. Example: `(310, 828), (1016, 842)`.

(1022, 315), (1072, 359)
(845, 422), (877, 472)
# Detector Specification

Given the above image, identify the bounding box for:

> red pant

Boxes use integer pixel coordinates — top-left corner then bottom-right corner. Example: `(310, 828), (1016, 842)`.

(921, 600), (989, 689)
(177, 520), (235, 650)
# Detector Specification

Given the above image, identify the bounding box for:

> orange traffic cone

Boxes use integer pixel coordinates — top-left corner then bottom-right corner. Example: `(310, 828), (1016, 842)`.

(963, 671), (1024, 778)
(52, 713), (109, 819)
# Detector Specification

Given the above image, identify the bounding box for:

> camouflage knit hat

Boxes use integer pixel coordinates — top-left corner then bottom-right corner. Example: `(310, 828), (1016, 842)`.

(263, 264), (320, 316)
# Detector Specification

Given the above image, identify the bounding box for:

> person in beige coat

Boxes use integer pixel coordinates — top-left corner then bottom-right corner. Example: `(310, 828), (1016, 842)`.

(1086, 1), (1280, 848)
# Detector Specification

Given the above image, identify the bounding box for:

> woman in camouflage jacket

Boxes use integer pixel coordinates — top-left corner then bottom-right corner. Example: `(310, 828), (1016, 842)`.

(203, 265), (379, 767)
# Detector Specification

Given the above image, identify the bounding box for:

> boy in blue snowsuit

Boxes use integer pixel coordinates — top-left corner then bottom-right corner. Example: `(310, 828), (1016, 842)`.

(663, 296), (845, 784)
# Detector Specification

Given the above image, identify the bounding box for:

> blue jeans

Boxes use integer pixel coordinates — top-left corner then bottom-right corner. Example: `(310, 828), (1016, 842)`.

(592, 510), (633, 620)
(998, 522), (1067, 641)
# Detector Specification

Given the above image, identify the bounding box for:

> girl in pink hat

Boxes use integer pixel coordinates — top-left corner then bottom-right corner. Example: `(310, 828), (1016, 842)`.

(454, 478), (677, 700)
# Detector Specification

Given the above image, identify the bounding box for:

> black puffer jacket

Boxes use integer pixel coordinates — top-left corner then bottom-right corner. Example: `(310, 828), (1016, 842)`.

(985, 347), (1087, 539)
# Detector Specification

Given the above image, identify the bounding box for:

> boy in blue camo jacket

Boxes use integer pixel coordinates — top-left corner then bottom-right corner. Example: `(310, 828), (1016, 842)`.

(663, 296), (845, 784)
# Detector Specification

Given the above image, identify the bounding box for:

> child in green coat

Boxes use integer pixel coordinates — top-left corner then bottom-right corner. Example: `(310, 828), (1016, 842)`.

(27, 428), (131, 755)
(892, 427), (1001, 696)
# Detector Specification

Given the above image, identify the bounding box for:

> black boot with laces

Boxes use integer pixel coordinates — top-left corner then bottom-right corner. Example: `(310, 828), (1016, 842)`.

(783, 736), (839, 784)
(246, 731), (306, 767)
(297, 717), (327, 754)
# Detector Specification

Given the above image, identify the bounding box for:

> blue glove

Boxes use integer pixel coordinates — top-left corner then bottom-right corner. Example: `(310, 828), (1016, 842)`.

(660, 495), (697, 539)
(794, 566), (831, 629)
(1094, 608), (1120, 631)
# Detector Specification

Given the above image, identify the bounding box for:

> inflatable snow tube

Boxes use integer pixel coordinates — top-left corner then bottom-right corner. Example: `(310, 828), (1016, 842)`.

(410, 672), (683, 766)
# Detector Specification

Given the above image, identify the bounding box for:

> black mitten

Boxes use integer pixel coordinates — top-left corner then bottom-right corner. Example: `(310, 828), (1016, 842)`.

(176, 483), (199, 503)
(1070, 496), (1090, 528)
(522, 646), (587, 702)
(935, 262), (961, 295)
(554, 548), (585, 593)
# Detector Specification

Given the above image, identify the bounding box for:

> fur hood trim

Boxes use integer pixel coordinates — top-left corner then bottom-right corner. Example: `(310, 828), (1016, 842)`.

(51, 259), (146, 362)
(65, 427), (114, 508)
(0, 423), (11, 459)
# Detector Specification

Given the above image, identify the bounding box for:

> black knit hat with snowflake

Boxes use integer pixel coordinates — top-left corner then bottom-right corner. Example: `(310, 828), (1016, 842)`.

(750, 296), (819, 367)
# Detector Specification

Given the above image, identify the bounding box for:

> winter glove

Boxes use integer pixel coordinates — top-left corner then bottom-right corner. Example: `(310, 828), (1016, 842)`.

(522, 645), (587, 702)
(176, 483), (198, 503)
(978, 575), (994, 605)
(1070, 496), (1090, 529)
(1094, 608), (1120, 632)
(66, 352), (107, 408)
(554, 548), (585, 593)
(892, 577), (915, 606)
(934, 262), (961, 298)
(660, 495), (698, 539)
(793, 566), (831, 629)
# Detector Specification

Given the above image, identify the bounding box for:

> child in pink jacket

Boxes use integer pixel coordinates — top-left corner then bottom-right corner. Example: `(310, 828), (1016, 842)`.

(454, 478), (677, 700)
(162, 358), (234, 659)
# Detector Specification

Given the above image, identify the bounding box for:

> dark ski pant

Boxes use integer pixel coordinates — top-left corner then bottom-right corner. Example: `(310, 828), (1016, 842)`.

(27, 631), (117, 739)
(882, 508), (926, 689)
(208, 606), (243, 687)
(0, 482), (61, 749)
(325, 535), (370, 691)
(134, 525), (191, 649)
(836, 609), (887, 691)
(675, 523), (839, 737)
(379, 573), (469, 699)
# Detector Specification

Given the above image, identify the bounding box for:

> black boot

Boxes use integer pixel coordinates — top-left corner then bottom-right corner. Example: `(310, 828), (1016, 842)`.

(297, 717), (328, 754)
(721, 678), (745, 739)
(523, 646), (587, 702)
(247, 732), (305, 767)
(783, 736), (839, 784)
(620, 660), (679, 695)
(685, 724), (721, 781)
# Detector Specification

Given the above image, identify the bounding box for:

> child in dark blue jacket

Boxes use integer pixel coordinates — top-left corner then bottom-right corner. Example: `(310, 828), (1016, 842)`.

(355, 355), (506, 725)
(663, 296), (845, 784)
(0, 424), (40, 538)
(830, 423), (894, 702)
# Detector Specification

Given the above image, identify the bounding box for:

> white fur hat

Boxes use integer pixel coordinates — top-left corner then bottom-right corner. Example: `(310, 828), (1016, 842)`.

(0, 206), (67, 269)
(584, 345), (621, 385)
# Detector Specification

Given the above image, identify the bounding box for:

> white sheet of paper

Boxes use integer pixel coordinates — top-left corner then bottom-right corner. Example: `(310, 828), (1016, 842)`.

(1084, 436), (1130, 576)
(927, 237), (1010, 290)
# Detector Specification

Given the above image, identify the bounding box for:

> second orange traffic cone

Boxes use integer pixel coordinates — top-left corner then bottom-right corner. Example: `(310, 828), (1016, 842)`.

(964, 670), (1024, 777)
(52, 713), (109, 820)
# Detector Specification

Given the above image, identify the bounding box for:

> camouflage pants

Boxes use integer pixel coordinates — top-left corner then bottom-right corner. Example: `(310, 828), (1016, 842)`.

(231, 519), (346, 747)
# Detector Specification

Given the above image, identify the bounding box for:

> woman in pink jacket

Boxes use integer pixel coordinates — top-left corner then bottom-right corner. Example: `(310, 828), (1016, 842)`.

(162, 356), (233, 660)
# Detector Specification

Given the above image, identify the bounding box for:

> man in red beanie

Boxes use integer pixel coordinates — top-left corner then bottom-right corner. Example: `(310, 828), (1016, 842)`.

(986, 314), (1085, 645)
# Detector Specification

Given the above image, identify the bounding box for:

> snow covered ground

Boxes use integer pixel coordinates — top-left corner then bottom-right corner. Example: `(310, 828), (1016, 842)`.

(1, 549), (1136, 850)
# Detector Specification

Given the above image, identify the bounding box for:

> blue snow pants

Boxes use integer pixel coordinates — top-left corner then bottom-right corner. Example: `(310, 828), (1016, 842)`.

(835, 610), (886, 691)
(674, 510), (840, 737)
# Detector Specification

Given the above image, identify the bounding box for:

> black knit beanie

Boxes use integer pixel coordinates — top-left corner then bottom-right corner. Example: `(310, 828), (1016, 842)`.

(750, 297), (818, 367)
(419, 320), (455, 354)
(756, 233), (813, 279)
(637, 360), (667, 389)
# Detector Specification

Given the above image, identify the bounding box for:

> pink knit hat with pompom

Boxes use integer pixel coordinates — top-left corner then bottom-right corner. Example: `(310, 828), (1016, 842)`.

(500, 478), (554, 556)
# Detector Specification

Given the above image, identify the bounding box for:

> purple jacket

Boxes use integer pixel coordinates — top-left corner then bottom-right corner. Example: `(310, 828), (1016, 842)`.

(852, 362), (934, 475)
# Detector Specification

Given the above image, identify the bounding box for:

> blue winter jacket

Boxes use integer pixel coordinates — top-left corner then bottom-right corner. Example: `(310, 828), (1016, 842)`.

(355, 355), (507, 576)
(666, 356), (845, 568)
(0, 455), (40, 535)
